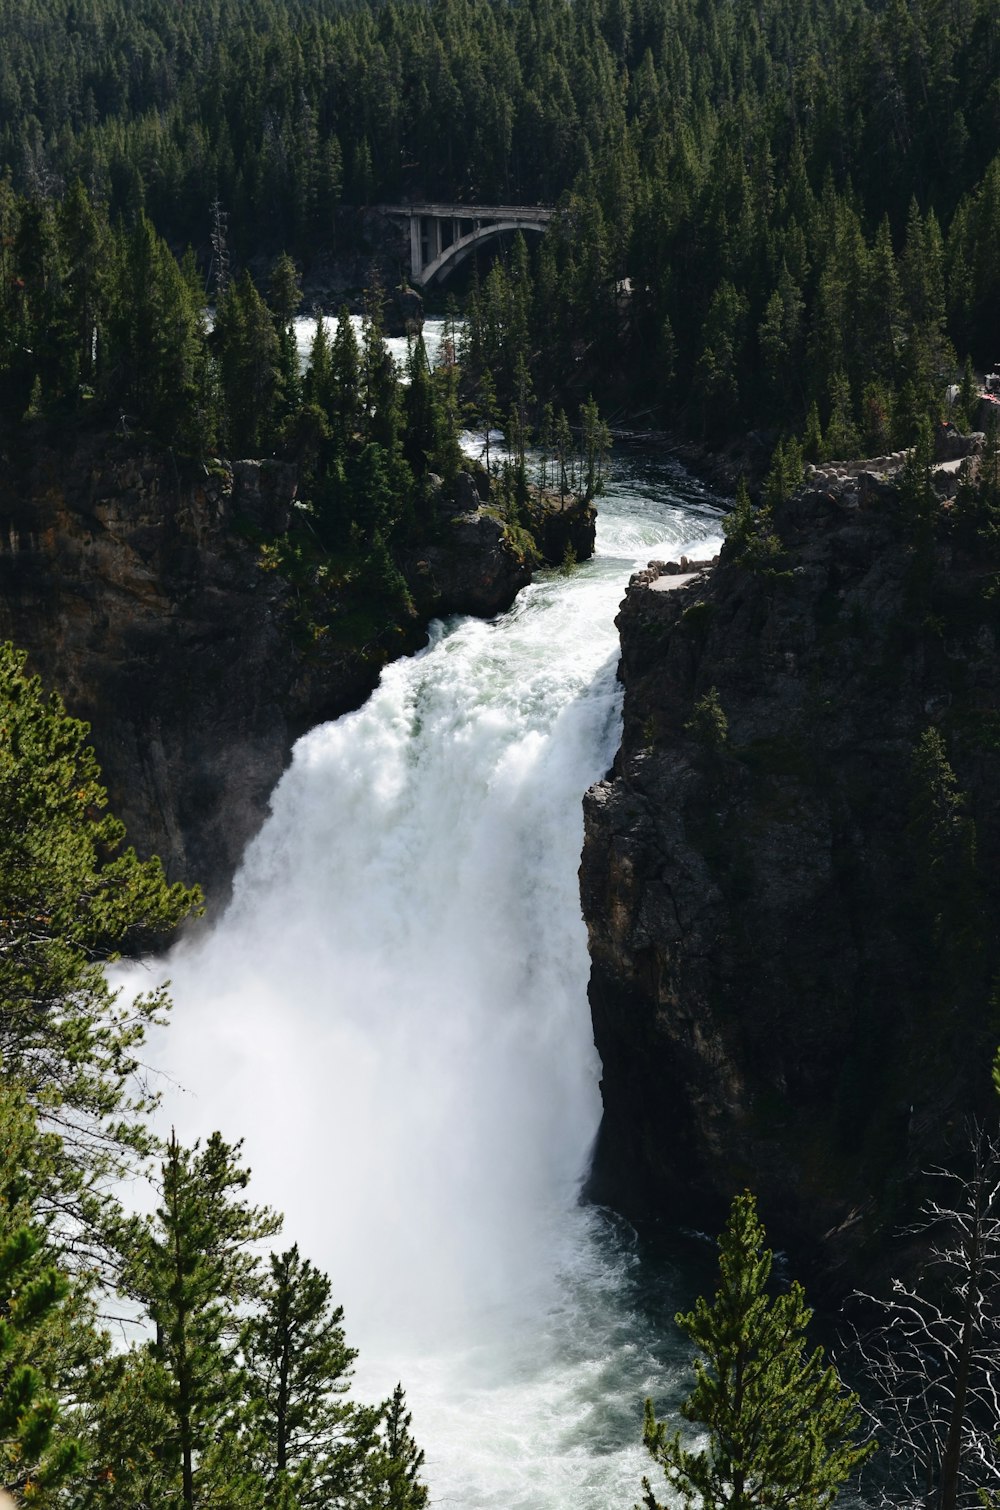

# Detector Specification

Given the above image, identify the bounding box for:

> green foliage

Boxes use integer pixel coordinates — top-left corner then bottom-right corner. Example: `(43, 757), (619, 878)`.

(369, 1384), (428, 1510)
(860, 381), (894, 456)
(822, 373), (861, 462)
(81, 1347), (178, 1509)
(0, 642), (199, 1234)
(242, 1246), (380, 1509)
(694, 281), (750, 425)
(685, 689), (729, 752)
(580, 394), (612, 502)
(104, 211), (214, 451)
(802, 404), (824, 464)
(122, 1131), (281, 1510)
(269, 255), (303, 327)
(723, 479), (783, 570)
(954, 412), (1000, 550)
(897, 418), (939, 569)
(404, 334), (458, 487)
(763, 438), (804, 509)
(214, 271), (284, 457)
(0, 1082), (87, 1499)
(639, 1192), (873, 1510)
(908, 727), (979, 953)
(957, 356), (978, 432)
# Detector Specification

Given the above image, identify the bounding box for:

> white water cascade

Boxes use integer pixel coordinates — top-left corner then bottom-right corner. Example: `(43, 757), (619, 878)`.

(140, 446), (724, 1508)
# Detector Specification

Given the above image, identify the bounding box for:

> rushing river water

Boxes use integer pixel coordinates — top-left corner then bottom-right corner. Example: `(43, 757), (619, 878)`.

(293, 310), (449, 375)
(142, 326), (727, 1506)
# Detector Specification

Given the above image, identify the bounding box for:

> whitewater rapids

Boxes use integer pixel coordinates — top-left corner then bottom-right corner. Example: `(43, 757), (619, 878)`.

(140, 442), (724, 1508)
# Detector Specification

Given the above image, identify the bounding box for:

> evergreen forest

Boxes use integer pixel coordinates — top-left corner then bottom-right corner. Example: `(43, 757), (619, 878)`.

(1, 0), (999, 452)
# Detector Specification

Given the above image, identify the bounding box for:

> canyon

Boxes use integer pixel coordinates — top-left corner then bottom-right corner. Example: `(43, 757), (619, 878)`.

(582, 461), (1000, 1287)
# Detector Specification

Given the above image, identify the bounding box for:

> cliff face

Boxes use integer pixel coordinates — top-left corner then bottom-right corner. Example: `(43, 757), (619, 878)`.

(581, 477), (1000, 1289)
(0, 429), (591, 906)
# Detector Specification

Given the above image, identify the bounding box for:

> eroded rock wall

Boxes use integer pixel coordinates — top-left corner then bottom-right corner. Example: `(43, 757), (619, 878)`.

(581, 482), (1000, 1289)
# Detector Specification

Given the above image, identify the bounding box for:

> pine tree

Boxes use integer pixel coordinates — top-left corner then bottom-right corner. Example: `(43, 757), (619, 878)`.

(554, 406), (574, 504)
(304, 313), (333, 416)
(823, 371), (860, 460)
(0, 642), (199, 1248)
(579, 393), (611, 502)
(897, 415), (938, 579)
(269, 253), (303, 432)
(864, 215), (904, 385)
(123, 1131), (281, 1510)
(361, 286), (403, 455)
(762, 437), (803, 509)
(268, 253), (302, 327)
(81, 1346), (178, 1510)
(402, 335), (443, 477)
(694, 281), (749, 429)
(241, 1246), (380, 1509)
(59, 178), (108, 394)
(957, 355), (978, 433)
(368, 1384), (428, 1510)
(214, 271), (284, 457)
(105, 211), (211, 446)
(0, 1082), (87, 1500)
(861, 380), (894, 455)
(329, 306), (362, 453)
(722, 478), (782, 570)
(11, 196), (72, 413)
(907, 726), (979, 959)
(758, 264), (804, 415)
(476, 367), (499, 476)
(639, 1192), (872, 1510)
(802, 402), (824, 464)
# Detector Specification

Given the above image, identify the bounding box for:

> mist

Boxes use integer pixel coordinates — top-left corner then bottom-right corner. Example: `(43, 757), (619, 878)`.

(124, 457), (724, 1506)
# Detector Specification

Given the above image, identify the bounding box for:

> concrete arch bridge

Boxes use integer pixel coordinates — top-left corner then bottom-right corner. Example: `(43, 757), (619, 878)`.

(379, 203), (555, 287)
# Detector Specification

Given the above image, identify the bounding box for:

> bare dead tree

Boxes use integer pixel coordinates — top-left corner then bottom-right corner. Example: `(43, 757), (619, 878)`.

(841, 1123), (1000, 1510)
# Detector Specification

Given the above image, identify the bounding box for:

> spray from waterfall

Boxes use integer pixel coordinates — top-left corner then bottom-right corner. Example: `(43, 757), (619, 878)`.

(137, 442), (724, 1508)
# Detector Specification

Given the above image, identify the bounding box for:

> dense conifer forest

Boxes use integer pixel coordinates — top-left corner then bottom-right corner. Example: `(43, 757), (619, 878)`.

(1, 0), (999, 449)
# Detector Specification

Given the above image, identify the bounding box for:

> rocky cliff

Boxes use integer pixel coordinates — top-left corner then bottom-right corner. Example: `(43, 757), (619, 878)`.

(0, 427), (593, 907)
(581, 464), (1000, 1289)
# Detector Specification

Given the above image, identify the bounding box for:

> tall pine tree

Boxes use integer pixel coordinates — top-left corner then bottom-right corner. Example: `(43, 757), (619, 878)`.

(640, 1192), (872, 1510)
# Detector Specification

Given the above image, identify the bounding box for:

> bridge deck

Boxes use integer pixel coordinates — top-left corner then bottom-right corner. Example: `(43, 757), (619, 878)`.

(379, 202), (555, 221)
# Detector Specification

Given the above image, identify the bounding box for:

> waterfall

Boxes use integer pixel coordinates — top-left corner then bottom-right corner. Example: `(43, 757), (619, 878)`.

(142, 446), (724, 1507)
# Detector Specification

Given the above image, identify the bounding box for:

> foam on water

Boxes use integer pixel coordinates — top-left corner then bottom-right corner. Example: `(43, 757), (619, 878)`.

(294, 314), (449, 375)
(137, 451), (724, 1506)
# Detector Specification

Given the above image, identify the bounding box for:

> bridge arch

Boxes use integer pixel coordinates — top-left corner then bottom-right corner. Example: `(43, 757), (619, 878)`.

(378, 203), (555, 288)
(420, 219), (549, 286)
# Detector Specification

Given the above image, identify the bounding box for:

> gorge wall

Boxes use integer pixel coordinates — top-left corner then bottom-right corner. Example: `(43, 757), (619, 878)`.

(582, 468), (1000, 1290)
(0, 427), (593, 907)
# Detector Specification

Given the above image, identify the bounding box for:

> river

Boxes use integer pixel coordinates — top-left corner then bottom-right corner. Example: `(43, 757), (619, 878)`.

(143, 322), (727, 1507)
